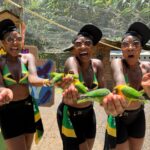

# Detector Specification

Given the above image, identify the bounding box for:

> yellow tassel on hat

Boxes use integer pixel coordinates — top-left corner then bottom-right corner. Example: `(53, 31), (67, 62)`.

(0, 47), (7, 55)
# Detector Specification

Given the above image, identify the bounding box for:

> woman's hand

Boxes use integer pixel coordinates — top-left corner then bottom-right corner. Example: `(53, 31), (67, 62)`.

(141, 73), (150, 98)
(0, 88), (13, 106)
(56, 76), (74, 89)
(62, 84), (79, 105)
(102, 93), (128, 116)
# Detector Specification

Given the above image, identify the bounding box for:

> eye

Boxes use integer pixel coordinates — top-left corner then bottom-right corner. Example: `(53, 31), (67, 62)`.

(74, 41), (82, 47)
(6, 37), (13, 43)
(133, 41), (141, 47)
(84, 40), (93, 46)
(121, 42), (129, 48)
(17, 37), (22, 42)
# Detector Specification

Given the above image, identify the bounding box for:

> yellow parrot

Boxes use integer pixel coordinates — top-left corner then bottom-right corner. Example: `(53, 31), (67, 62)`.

(113, 84), (148, 103)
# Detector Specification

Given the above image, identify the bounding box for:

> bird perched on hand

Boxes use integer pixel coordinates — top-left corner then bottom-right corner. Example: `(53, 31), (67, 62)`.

(49, 72), (88, 93)
(113, 84), (148, 103)
(77, 88), (111, 103)
(49, 72), (78, 85)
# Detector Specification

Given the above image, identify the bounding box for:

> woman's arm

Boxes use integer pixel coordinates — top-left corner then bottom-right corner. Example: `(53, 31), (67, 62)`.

(62, 57), (80, 105)
(102, 59), (128, 116)
(111, 58), (126, 85)
(26, 53), (73, 87)
(26, 53), (50, 86)
(64, 57), (79, 74)
(142, 73), (150, 98)
(94, 59), (105, 88)
(141, 62), (150, 98)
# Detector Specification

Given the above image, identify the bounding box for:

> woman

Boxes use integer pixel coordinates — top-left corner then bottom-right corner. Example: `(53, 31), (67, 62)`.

(0, 19), (71, 150)
(57, 24), (126, 150)
(104, 22), (150, 150)
(57, 24), (103, 150)
(0, 18), (52, 150)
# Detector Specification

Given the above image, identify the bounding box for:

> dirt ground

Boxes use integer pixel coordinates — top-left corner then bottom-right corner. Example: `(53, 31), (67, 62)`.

(31, 88), (150, 150)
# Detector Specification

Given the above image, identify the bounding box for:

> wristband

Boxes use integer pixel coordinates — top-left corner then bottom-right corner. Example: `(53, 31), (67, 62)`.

(43, 79), (50, 87)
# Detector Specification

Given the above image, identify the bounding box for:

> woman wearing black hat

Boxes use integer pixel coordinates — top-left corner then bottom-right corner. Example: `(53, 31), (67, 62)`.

(0, 18), (62, 150)
(57, 24), (126, 150)
(0, 18), (51, 150)
(104, 22), (150, 150)
(57, 24), (103, 150)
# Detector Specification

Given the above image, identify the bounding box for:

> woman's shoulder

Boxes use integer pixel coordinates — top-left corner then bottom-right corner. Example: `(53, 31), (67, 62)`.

(65, 56), (78, 65)
(111, 58), (123, 71)
(65, 56), (75, 61)
(64, 56), (79, 74)
(91, 59), (104, 71)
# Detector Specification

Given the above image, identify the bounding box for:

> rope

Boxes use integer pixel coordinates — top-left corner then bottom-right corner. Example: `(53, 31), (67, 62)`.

(5, 0), (121, 50)
(5, 0), (77, 34)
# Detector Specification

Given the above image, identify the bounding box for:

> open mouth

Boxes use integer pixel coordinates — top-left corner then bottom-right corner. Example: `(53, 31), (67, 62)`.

(128, 54), (134, 58)
(11, 47), (18, 51)
(79, 51), (88, 56)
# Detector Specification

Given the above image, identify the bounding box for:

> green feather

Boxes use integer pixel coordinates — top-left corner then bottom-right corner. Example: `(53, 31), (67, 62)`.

(49, 72), (79, 86)
(51, 73), (64, 83)
(126, 97), (148, 104)
(74, 80), (88, 94)
(85, 88), (110, 97)
(122, 85), (148, 103)
(77, 88), (110, 103)
(122, 86), (143, 99)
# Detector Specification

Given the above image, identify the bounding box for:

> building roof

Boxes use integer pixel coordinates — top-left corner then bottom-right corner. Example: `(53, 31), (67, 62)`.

(0, 10), (21, 27)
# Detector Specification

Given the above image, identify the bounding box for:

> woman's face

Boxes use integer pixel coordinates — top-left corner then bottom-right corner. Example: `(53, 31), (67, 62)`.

(121, 35), (142, 66)
(2, 31), (22, 57)
(72, 35), (93, 62)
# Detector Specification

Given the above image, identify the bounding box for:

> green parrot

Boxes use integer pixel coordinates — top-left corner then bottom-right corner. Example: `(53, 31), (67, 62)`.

(49, 72), (88, 93)
(49, 72), (78, 86)
(77, 88), (111, 103)
(73, 79), (88, 94)
(113, 84), (148, 103)
(49, 72), (64, 85)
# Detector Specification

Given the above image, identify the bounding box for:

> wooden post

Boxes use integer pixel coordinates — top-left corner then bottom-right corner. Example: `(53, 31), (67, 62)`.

(9, 0), (23, 18)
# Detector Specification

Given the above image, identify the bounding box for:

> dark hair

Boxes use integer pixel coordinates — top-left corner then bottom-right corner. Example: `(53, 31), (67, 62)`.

(125, 22), (150, 46)
(74, 24), (102, 46)
(0, 19), (17, 40)
(72, 32), (94, 44)
(122, 31), (142, 44)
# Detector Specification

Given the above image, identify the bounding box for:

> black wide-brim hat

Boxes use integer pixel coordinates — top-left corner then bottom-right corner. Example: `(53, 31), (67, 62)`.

(0, 19), (16, 40)
(127, 22), (150, 46)
(78, 24), (102, 46)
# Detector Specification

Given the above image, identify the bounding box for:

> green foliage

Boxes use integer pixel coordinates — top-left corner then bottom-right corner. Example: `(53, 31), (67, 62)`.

(1, 0), (149, 52)
(27, 0), (41, 10)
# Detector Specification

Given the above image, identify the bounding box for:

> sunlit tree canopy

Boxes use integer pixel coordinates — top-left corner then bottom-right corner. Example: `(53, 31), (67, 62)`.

(1, 0), (149, 52)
